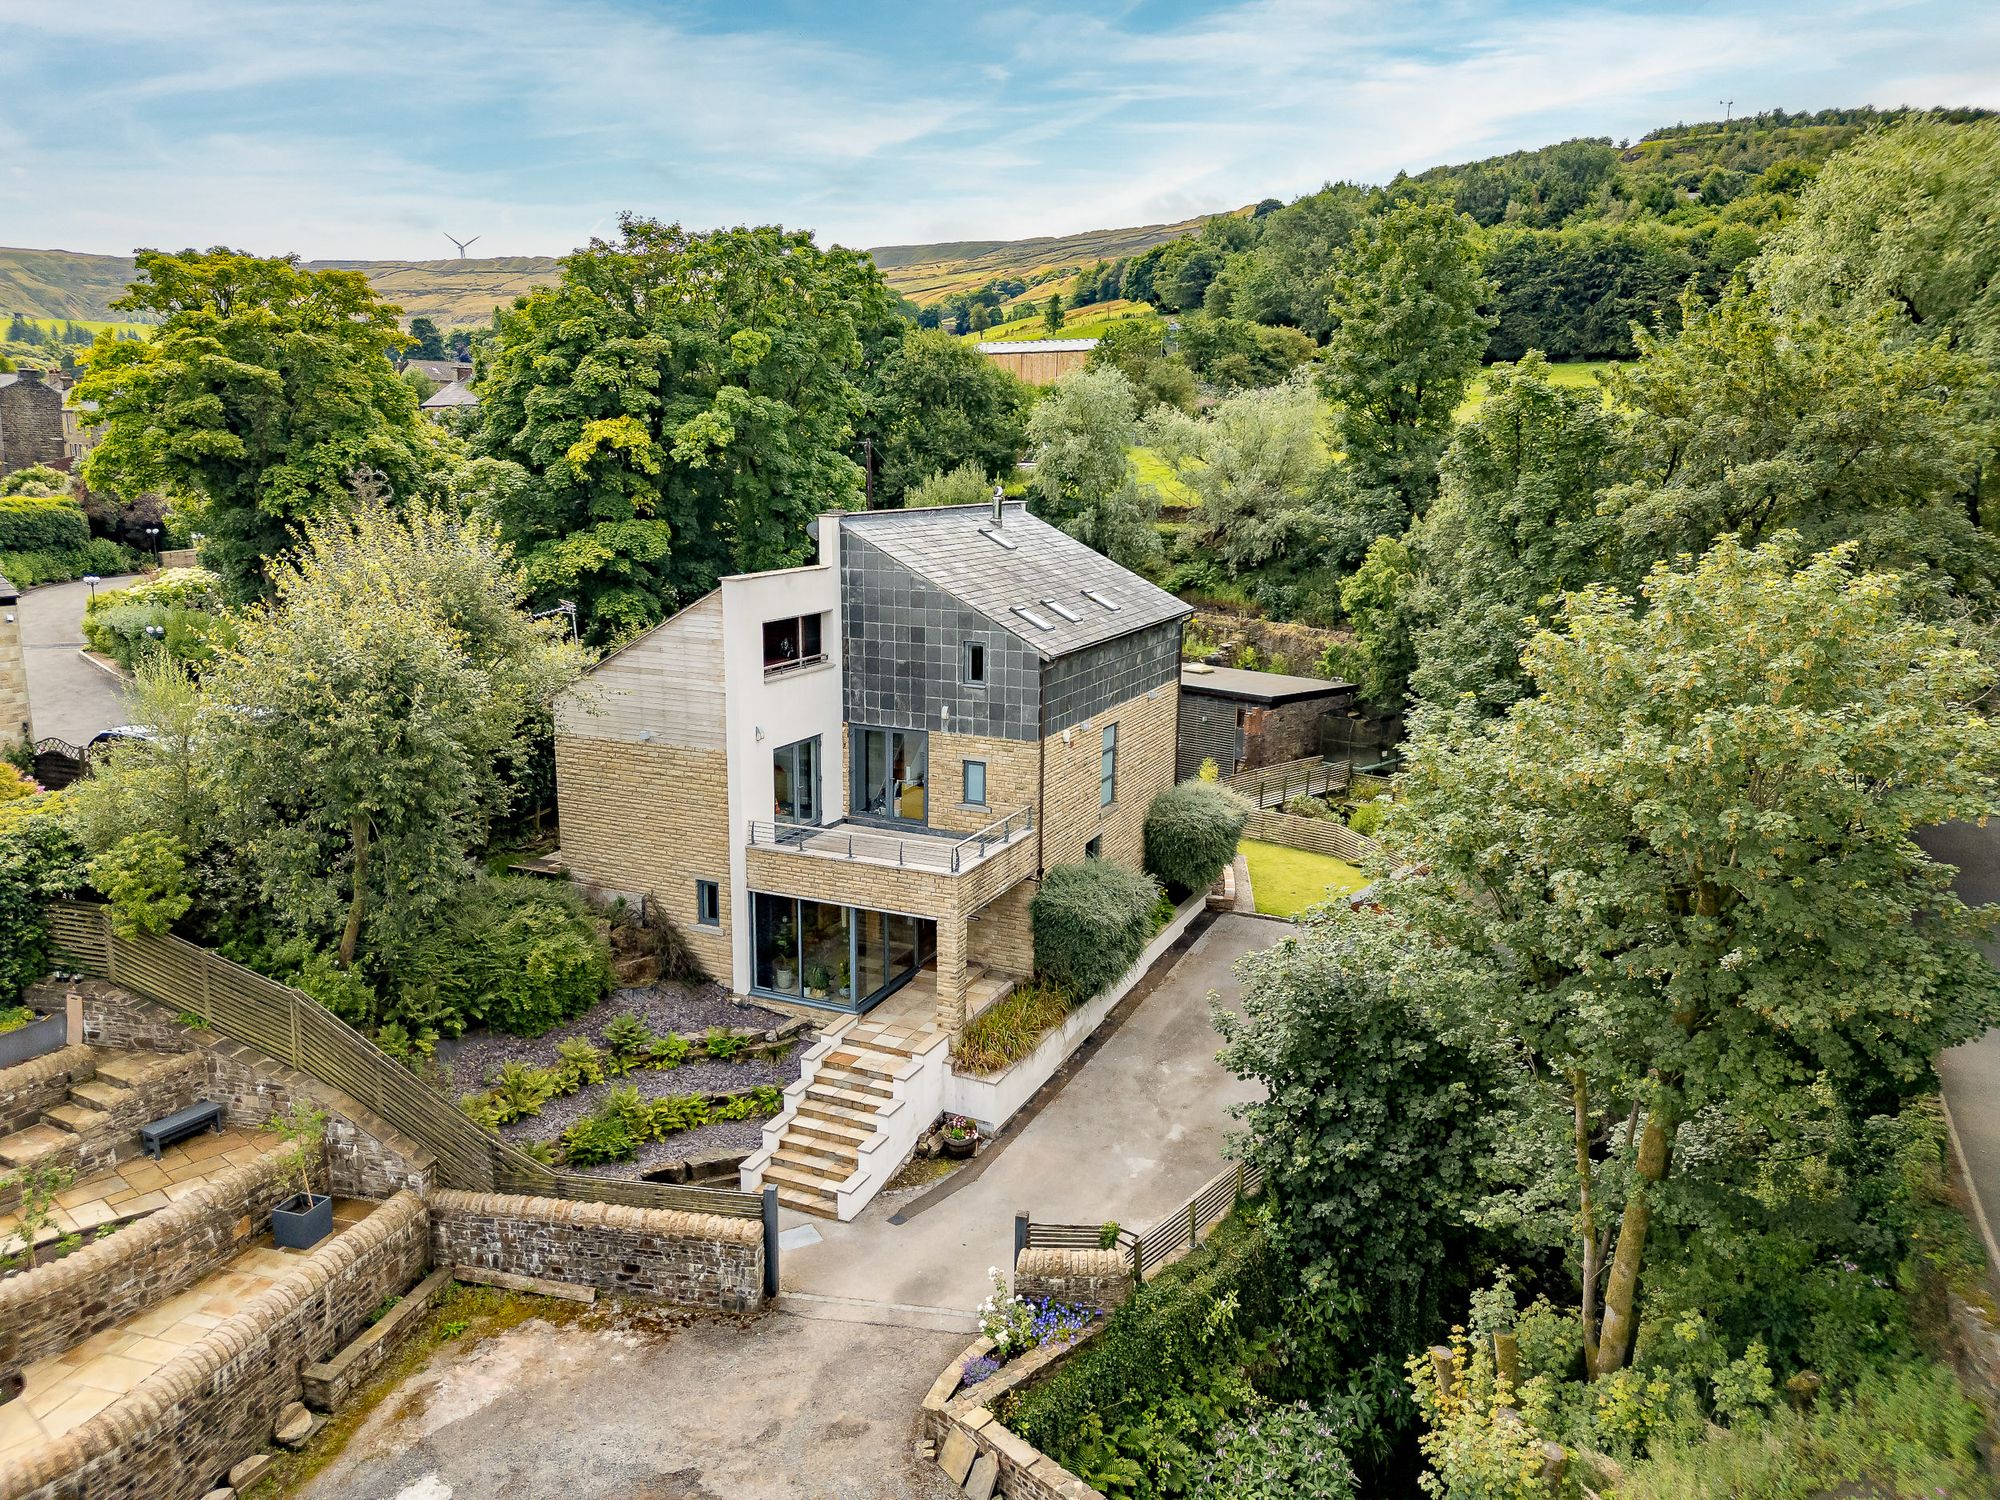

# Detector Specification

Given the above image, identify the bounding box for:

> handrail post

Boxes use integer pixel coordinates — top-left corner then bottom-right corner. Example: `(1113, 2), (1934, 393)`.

(1014, 1209), (1029, 1270)
(762, 1186), (781, 1301)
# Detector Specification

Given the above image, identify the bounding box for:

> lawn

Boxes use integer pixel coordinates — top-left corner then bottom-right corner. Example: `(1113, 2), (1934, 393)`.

(1241, 838), (1369, 919)
(1455, 358), (1616, 420)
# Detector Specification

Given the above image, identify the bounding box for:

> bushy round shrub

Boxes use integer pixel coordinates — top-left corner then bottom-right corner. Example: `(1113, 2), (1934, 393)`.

(1346, 798), (1388, 839)
(1197, 1404), (1358, 1500)
(394, 877), (612, 1036)
(1144, 778), (1253, 895)
(0, 495), (89, 553)
(1031, 859), (1160, 999)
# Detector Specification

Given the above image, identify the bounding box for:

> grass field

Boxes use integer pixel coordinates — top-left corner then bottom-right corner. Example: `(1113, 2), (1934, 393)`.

(1241, 839), (1370, 919)
(968, 299), (1158, 344)
(1456, 359), (1615, 420)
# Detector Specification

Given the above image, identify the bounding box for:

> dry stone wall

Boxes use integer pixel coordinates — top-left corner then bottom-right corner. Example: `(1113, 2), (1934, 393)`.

(0, 1044), (94, 1135)
(429, 1188), (764, 1310)
(1, 1189), (429, 1500)
(1014, 1247), (1135, 1314)
(0, 1146), (297, 1377)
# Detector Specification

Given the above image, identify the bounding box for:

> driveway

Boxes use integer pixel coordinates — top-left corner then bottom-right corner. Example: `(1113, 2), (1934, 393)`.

(18, 573), (140, 745)
(778, 911), (1276, 1317)
(1916, 821), (2000, 1278)
(297, 1307), (964, 1500)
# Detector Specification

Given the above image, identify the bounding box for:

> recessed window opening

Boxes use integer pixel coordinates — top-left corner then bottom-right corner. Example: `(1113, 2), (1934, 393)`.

(762, 613), (825, 671)
(962, 640), (986, 685)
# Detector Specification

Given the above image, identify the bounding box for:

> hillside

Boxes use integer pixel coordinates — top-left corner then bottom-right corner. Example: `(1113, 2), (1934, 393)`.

(867, 214), (1217, 304)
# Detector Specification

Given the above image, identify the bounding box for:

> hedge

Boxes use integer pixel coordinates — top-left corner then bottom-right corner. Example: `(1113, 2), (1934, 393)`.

(1030, 858), (1160, 999)
(1144, 778), (1253, 895)
(390, 876), (612, 1036)
(0, 540), (145, 588)
(0, 496), (90, 554)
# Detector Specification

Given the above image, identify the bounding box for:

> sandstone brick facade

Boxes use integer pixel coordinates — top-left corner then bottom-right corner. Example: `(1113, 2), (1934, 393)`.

(2, 1189), (429, 1500)
(0, 1146), (297, 1378)
(1038, 682), (1177, 871)
(0, 571), (28, 747)
(922, 1327), (1108, 1500)
(0, 374), (63, 477)
(555, 732), (735, 979)
(1013, 1246), (1136, 1314)
(428, 1188), (764, 1310)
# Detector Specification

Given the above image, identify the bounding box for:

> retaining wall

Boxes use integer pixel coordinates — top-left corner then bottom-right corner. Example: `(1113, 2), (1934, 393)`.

(2, 1189), (429, 1500)
(28, 979), (434, 1199)
(1013, 1247), (1135, 1314)
(0, 1043), (94, 1135)
(429, 1188), (764, 1311)
(0, 1147), (297, 1377)
(1244, 806), (1382, 864)
(921, 1328), (1106, 1500)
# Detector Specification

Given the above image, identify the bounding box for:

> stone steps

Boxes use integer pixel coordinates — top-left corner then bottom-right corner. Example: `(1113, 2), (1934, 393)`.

(68, 1077), (134, 1112)
(790, 1115), (872, 1146)
(823, 1049), (901, 1080)
(796, 1097), (884, 1129)
(92, 1052), (185, 1089)
(772, 1145), (854, 1181)
(806, 1079), (892, 1111)
(0, 1122), (72, 1169)
(43, 1102), (110, 1136)
(775, 1184), (838, 1218)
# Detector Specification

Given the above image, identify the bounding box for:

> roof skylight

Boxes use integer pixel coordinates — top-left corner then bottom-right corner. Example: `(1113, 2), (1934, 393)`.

(979, 525), (1018, 551)
(1041, 597), (1081, 622)
(1082, 588), (1120, 611)
(1011, 605), (1057, 631)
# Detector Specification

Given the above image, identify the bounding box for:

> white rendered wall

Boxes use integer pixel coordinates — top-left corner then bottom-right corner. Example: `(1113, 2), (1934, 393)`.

(719, 520), (846, 994)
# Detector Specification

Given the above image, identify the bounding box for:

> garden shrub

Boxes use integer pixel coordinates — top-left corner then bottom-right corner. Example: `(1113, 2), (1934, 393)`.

(0, 495), (89, 554)
(950, 980), (1072, 1073)
(82, 568), (233, 671)
(1031, 859), (1161, 999)
(0, 539), (143, 587)
(1144, 778), (1253, 895)
(393, 876), (611, 1036)
(0, 764), (38, 802)
(553, 1083), (783, 1165)
(1346, 798), (1388, 839)
(1196, 1403), (1358, 1500)
(86, 829), (193, 939)
(0, 802), (85, 1004)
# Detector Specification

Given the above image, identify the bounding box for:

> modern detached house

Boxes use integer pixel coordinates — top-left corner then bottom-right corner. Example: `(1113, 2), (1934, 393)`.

(552, 498), (1189, 1215)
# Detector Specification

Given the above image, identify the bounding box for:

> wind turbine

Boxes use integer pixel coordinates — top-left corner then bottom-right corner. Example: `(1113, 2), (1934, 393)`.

(444, 233), (481, 259)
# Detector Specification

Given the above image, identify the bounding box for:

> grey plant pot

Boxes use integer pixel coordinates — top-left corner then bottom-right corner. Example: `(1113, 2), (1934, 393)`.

(272, 1192), (333, 1249)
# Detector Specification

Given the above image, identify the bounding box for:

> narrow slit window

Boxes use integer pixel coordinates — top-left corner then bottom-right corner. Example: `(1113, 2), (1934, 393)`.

(694, 880), (720, 928)
(1099, 722), (1118, 807)
(962, 640), (986, 685)
(962, 760), (987, 806)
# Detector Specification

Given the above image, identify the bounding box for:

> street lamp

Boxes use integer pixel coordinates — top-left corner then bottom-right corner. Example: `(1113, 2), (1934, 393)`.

(83, 574), (100, 605)
(144, 524), (161, 558)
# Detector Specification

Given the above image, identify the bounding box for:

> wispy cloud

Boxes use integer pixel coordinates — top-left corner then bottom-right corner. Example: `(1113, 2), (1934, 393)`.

(0, 0), (1992, 260)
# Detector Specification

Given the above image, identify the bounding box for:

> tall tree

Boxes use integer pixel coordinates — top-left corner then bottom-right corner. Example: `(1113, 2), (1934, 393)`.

(407, 316), (448, 361)
(472, 215), (897, 641)
(74, 250), (437, 598)
(1602, 281), (1997, 603)
(1026, 366), (1158, 569)
(863, 329), (1027, 504)
(1407, 355), (1619, 713)
(1320, 199), (1494, 512)
(1386, 535), (2000, 1376)
(1043, 293), (1065, 334)
(1086, 318), (1197, 413)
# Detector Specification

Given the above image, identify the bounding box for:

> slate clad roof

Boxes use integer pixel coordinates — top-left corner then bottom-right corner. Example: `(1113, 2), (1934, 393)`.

(421, 379), (479, 409)
(842, 501), (1188, 658)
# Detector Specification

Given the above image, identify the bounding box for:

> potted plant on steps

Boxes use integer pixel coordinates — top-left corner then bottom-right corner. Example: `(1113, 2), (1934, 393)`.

(940, 1114), (979, 1160)
(268, 1101), (332, 1249)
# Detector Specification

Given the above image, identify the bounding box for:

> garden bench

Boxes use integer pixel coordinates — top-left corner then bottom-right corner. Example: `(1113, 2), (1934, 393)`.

(139, 1100), (226, 1160)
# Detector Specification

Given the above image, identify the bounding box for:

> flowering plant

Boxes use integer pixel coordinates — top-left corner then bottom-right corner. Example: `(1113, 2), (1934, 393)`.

(975, 1267), (1093, 1360)
(941, 1113), (978, 1142)
(960, 1353), (1003, 1387)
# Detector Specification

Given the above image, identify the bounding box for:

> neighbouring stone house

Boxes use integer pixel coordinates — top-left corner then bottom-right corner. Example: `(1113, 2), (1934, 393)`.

(1176, 662), (1355, 779)
(0, 571), (28, 747)
(419, 379), (478, 420)
(0, 371), (65, 476)
(553, 498), (1188, 1038)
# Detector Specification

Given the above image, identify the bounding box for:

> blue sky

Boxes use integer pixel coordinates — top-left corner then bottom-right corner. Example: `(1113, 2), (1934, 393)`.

(2, 0), (1994, 261)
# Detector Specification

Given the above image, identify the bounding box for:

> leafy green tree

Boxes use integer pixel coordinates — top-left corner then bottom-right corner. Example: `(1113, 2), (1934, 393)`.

(1321, 199), (1493, 511)
(406, 316), (448, 361)
(1043, 293), (1065, 334)
(203, 498), (583, 966)
(1386, 535), (2000, 1376)
(1407, 355), (1619, 712)
(905, 461), (993, 509)
(1337, 533), (1416, 707)
(1144, 376), (1330, 593)
(1758, 116), (2000, 365)
(865, 329), (1027, 504)
(1087, 318), (1198, 413)
(1601, 282), (1997, 602)
(472, 215), (896, 641)
(1218, 902), (1499, 1363)
(1026, 366), (1157, 568)
(73, 250), (437, 599)
(1221, 185), (1366, 337)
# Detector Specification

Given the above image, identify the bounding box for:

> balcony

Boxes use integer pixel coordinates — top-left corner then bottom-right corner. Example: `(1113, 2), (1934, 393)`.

(746, 806), (1032, 875)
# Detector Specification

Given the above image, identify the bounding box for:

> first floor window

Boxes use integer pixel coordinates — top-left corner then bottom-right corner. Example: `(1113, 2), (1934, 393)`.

(762, 612), (825, 671)
(773, 736), (820, 824)
(962, 639), (986, 686)
(853, 726), (928, 823)
(694, 880), (720, 927)
(1100, 722), (1119, 807)
(962, 759), (987, 807)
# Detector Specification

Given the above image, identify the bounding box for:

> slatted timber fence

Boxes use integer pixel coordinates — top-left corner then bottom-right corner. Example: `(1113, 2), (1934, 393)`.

(44, 901), (767, 1228)
(1016, 1160), (1266, 1283)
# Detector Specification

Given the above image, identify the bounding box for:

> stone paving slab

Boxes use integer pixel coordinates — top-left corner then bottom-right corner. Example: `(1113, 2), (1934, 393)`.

(0, 1127), (278, 1250)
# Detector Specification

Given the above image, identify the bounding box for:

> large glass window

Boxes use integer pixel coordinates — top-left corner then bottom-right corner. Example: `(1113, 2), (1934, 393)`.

(762, 613), (825, 671)
(772, 736), (820, 824)
(752, 894), (932, 1010)
(1100, 722), (1119, 807)
(800, 900), (849, 1004)
(753, 892), (800, 996)
(851, 727), (927, 823)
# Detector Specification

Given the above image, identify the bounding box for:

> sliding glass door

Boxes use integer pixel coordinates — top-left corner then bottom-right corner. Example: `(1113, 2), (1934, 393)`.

(751, 892), (933, 1011)
(850, 727), (927, 824)
(772, 736), (820, 825)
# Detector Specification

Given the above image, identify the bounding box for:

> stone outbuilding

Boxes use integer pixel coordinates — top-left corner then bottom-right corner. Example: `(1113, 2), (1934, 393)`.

(0, 371), (65, 475)
(1176, 661), (1354, 779)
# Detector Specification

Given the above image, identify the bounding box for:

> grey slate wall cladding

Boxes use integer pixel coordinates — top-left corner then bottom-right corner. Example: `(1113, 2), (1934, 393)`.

(1041, 622), (1180, 734)
(842, 532), (1041, 740)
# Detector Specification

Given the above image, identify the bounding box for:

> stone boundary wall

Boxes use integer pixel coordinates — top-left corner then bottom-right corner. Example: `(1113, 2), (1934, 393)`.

(430, 1189), (764, 1311)
(1244, 806), (1383, 865)
(0, 1043), (95, 1135)
(920, 1327), (1106, 1500)
(0, 1052), (204, 1208)
(28, 979), (434, 1200)
(1189, 611), (1348, 676)
(156, 549), (198, 570)
(0, 1146), (298, 1377)
(2, 1190), (429, 1500)
(1014, 1247), (1135, 1315)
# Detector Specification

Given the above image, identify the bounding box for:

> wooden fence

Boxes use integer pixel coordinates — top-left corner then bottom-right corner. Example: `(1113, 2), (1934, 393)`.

(1222, 756), (1352, 811)
(1243, 807), (1382, 865)
(44, 902), (764, 1222)
(1018, 1160), (1266, 1283)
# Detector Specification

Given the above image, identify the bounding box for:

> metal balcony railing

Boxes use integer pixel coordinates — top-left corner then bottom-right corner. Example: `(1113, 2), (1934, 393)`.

(746, 806), (1032, 874)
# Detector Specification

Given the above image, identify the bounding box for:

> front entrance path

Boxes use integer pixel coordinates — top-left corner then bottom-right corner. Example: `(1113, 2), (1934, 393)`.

(18, 573), (141, 746)
(778, 912), (1275, 1318)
